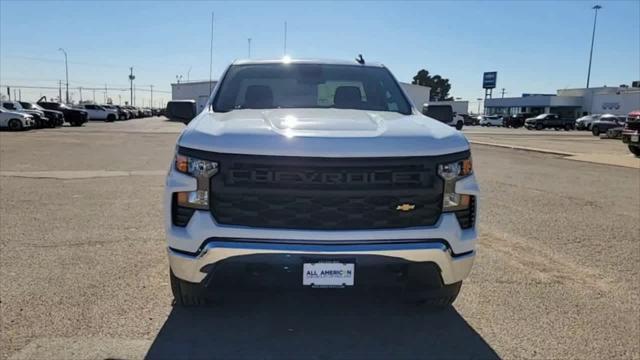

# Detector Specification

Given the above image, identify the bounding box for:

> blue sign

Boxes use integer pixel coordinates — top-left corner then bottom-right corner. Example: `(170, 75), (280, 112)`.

(483, 72), (497, 89)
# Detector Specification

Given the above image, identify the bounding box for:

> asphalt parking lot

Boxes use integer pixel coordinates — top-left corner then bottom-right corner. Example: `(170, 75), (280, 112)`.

(1, 118), (639, 359)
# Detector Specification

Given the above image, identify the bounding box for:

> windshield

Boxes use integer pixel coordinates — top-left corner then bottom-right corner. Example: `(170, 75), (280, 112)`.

(213, 63), (412, 114)
(535, 114), (547, 119)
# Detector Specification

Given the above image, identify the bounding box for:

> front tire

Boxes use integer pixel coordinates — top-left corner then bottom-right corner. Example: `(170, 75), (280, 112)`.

(535, 123), (544, 130)
(8, 119), (23, 131)
(592, 126), (600, 136)
(170, 270), (209, 306)
(455, 121), (463, 130)
(629, 145), (640, 157)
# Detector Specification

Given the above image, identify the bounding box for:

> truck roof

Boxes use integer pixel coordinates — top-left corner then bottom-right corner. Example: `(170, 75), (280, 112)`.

(231, 58), (385, 68)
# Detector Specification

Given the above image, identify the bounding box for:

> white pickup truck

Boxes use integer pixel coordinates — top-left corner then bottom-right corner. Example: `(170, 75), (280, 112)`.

(165, 59), (479, 307)
(76, 104), (118, 122)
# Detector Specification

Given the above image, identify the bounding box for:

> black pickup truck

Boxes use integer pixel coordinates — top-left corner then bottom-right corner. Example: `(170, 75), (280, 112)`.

(37, 101), (88, 126)
(524, 113), (575, 131)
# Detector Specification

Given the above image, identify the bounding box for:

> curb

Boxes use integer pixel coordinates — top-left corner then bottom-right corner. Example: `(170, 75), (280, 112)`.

(468, 141), (577, 157)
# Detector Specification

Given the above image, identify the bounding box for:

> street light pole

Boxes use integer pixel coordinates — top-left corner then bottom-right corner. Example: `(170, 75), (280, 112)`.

(248, 38), (252, 58)
(129, 67), (135, 106)
(58, 48), (69, 103)
(586, 5), (602, 88)
(476, 98), (483, 114)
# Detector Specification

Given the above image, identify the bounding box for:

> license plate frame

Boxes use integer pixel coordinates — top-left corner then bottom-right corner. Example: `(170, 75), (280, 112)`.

(302, 259), (355, 288)
(631, 134), (639, 143)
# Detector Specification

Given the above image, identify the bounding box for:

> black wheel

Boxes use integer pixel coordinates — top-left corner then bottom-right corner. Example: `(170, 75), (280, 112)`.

(170, 270), (209, 306)
(106, 114), (116, 122)
(71, 121), (82, 127)
(455, 121), (463, 130)
(629, 145), (640, 157)
(410, 281), (462, 309)
(564, 124), (572, 131)
(535, 123), (544, 130)
(592, 126), (600, 136)
(8, 119), (23, 130)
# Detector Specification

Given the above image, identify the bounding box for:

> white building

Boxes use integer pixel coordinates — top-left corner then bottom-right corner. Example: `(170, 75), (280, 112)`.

(172, 80), (431, 113)
(171, 80), (218, 114)
(485, 84), (640, 118)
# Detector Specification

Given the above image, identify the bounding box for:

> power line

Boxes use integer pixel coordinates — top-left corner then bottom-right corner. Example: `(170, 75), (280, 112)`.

(0, 84), (171, 93)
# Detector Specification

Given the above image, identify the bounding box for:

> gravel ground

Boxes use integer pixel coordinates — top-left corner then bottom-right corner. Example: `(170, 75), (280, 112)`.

(1, 118), (638, 359)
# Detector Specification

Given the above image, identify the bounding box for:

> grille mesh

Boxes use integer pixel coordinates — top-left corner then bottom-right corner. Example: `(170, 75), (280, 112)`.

(177, 148), (469, 231)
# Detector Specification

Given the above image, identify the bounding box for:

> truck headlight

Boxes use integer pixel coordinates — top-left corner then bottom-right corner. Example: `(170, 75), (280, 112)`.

(173, 154), (218, 210)
(438, 158), (474, 213)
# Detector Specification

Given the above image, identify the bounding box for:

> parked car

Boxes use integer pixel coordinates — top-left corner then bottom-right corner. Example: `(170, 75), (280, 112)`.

(142, 108), (153, 117)
(575, 114), (601, 130)
(479, 115), (503, 126)
(125, 106), (143, 118)
(422, 104), (464, 130)
(76, 104), (118, 122)
(102, 105), (128, 120)
(622, 110), (640, 156)
(0, 107), (35, 130)
(1, 100), (49, 128)
(524, 113), (574, 131)
(164, 58), (479, 307)
(114, 105), (132, 120)
(591, 114), (626, 136)
(462, 114), (477, 126)
(19, 101), (64, 127)
(504, 113), (532, 128)
(37, 100), (88, 126)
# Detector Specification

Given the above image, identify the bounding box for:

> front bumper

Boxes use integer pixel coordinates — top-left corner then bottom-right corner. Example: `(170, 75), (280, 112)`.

(168, 240), (475, 285)
(622, 130), (639, 144)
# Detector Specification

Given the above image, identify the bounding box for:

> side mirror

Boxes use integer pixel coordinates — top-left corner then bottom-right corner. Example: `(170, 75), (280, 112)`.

(166, 100), (197, 124)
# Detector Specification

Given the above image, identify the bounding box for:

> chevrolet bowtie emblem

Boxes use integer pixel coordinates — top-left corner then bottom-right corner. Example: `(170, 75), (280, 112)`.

(396, 203), (416, 212)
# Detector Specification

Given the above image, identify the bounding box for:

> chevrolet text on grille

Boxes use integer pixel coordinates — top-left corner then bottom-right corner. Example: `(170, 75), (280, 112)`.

(227, 169), (427, 185)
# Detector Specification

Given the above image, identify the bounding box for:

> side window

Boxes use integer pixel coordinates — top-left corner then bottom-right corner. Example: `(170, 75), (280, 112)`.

(3, 103), (15, 110)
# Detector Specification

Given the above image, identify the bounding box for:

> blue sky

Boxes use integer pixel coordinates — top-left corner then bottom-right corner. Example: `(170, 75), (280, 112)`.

(1, 0), (639, 108)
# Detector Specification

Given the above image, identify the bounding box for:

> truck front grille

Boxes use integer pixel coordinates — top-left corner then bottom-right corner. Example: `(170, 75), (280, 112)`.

(179, 148), (469, 230)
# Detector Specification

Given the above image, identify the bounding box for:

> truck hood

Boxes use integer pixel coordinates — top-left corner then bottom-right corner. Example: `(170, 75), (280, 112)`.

(179, 108), (469, 157)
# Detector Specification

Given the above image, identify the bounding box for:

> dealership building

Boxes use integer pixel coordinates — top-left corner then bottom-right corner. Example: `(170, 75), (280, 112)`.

(484, 84), (640, 118)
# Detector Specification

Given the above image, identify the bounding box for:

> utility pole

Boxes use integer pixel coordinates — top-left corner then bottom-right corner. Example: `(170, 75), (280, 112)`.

(586, 5), (602, 88)
(187, 67), (192, 82)
(284, 21), (287, 55)
(58, 81), (62, 102)
(209, 11), (214, 95)
(133, 84), (136, 106)
(58, 48), (69, 103)
(118, 94), (121, 105)
(79, 87), (83, 102)
(248, 38), (252, 58)
(18, 89), (21, 101)
(501, 88), (506, 98)
(476, 98), (482, 114)
(92, 89), (96, 103)
(150, 85), (153, 109)
(129, 67), (135, 106)
(104, 84), (107, 103)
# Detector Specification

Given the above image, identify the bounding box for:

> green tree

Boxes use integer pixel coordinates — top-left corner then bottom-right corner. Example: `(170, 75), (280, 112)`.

(412, 69), (452, 101)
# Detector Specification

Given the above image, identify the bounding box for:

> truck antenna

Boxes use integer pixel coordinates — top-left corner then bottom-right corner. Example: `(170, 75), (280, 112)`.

(356, 54), (365, 65)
